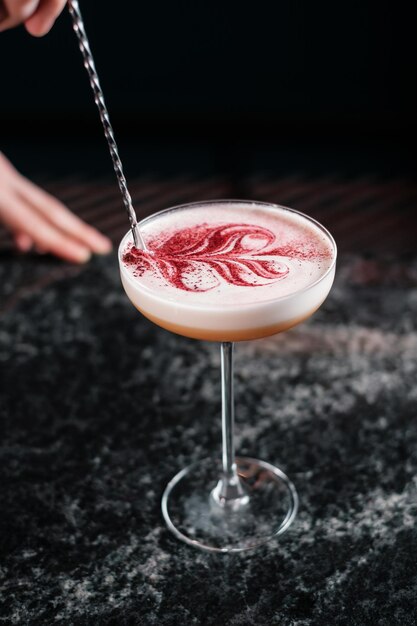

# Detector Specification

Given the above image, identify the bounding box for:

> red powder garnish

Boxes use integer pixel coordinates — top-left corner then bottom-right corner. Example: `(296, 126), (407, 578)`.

(123, 223), (329, 292)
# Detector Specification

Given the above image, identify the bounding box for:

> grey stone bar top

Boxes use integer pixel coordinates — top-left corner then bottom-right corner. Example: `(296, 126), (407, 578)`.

(0, 253), (416, 625)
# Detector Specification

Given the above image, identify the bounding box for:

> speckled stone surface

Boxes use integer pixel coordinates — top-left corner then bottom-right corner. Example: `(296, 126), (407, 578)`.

(0, 253), (416, 625)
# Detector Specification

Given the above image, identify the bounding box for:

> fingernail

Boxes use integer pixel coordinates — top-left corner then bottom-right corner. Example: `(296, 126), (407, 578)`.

(16, 234), (33, 252)
(94, 235), (113, 254)
(77, 248), (92, 263)
(20, 240), (33, 252)
(39, 18), (55, 36)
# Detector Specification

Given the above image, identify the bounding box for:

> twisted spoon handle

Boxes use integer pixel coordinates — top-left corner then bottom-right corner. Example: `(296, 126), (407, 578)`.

(67, 0), (144, 248)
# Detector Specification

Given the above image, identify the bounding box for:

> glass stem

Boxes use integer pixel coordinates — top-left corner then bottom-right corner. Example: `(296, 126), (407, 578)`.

(211, 342), (249, 509)
(221, 341), (236, 478)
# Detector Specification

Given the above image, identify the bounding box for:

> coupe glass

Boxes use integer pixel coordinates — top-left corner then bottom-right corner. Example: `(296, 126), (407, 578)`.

(118, 200), (337, 553)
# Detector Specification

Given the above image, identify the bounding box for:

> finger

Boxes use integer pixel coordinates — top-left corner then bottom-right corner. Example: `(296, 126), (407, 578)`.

(14, 232), (33, 252)
(0, 0), (39, 32)
(0, 189), (92, 263)
(24, 0), (67, 36)
(16, 176), (113, 254)
(0, 151), (18, 175)
(2, 158), (112, 255)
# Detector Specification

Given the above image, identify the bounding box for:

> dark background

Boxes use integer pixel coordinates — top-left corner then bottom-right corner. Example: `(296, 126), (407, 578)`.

(0, 0), (416, 177)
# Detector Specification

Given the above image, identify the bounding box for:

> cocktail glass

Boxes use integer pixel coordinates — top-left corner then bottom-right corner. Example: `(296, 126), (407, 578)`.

(118, 200), (337, 553)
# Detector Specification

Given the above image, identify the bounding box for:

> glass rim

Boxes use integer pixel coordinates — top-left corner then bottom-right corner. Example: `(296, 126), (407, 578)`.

(118, 199), (337, 310)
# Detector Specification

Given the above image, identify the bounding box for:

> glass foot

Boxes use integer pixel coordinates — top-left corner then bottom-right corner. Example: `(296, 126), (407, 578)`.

(162, 457), (298, 553)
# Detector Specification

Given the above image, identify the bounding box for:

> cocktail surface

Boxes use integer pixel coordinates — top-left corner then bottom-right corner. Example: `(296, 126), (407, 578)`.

(119, 202), (336, 341)
(121, 203), (334, 306)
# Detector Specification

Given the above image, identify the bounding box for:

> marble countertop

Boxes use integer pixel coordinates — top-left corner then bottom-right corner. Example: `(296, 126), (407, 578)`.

(0, 252), (416, 625)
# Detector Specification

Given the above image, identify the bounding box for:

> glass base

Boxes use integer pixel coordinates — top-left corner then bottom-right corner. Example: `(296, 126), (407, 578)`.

(162, 457), (298, 553)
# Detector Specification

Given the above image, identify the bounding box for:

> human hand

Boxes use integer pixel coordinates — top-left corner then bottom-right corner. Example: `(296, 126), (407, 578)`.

(0, 152), (112, 263)
(0, 0), (67, 36)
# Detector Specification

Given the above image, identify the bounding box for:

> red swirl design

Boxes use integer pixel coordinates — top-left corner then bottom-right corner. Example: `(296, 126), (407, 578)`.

(123, 223), (321, 292)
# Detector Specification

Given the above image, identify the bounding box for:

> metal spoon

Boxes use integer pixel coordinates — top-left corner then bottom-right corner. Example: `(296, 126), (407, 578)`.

(67, 0), (145, 250)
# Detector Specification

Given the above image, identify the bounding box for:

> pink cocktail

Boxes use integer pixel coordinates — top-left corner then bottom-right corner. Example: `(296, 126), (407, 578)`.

(119, 200), (336, 552)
